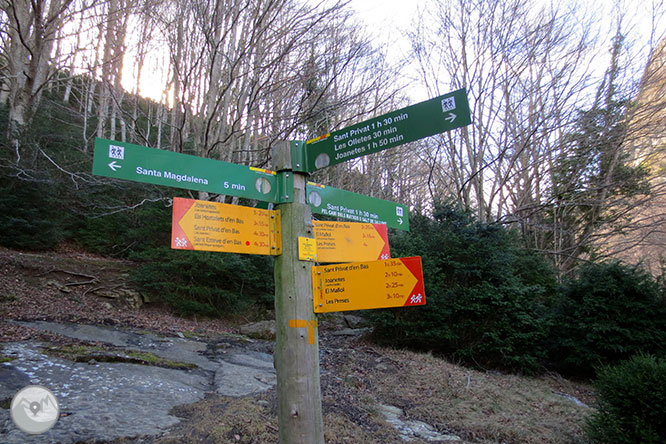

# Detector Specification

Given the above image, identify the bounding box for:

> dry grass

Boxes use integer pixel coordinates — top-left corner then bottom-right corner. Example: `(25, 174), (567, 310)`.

(119, 341), (591, 444)
(0, 247), (593, 444)
(365, 348), (591, 444)
(150, 396), (279, 444)
(146, 394), (402, 444)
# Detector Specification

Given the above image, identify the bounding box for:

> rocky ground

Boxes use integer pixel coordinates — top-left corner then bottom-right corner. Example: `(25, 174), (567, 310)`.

(0, 247), (593, 444)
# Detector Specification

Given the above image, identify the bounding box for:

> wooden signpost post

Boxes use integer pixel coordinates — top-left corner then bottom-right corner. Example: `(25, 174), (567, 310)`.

(92, 89), (471, 444)
(271, 142), (325, 443)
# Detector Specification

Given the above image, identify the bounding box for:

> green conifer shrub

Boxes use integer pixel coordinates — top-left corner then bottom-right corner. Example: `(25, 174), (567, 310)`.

(548, 261), (666, 377)
(130, 247), (274, 317)
(369, 203), (557, 374)
(586, 354), (666, 443)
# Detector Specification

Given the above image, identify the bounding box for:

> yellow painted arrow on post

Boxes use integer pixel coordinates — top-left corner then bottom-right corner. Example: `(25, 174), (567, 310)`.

(313, 220), (390, 263)
(171, 197), (281, 255)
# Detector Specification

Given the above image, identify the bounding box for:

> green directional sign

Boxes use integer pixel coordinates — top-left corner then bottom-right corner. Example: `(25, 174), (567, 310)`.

(304, 88), (471, 172)
(92, 138), (284, 203)
(306, 182), (409, 231)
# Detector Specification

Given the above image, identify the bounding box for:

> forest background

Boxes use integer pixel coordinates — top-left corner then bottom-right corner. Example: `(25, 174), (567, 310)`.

(1, 0), (666, 378)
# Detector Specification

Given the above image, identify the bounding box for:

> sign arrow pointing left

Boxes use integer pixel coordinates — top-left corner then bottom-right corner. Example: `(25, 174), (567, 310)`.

(108, 161), (122, 171)
(93, 138), (281, 203)
(171, 197), (281, 256)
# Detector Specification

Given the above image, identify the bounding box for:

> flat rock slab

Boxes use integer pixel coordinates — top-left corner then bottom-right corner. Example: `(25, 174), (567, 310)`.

(15, 320), (217, 371)
(1, 321), (278, 442)
(378, 404), (461, 442)
(0, 342), (207, 444)
(215, 351), (276, 397)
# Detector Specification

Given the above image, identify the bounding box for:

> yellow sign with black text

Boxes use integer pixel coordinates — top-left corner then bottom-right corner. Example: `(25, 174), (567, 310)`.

(298, 237), (317, 261)
(313, 220), (390, 263)
(312, 257), (425, 313)
(171, 197), (281, 255)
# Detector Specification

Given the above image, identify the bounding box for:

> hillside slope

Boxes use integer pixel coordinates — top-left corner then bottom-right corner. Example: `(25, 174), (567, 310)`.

(0, 248), (592, 444)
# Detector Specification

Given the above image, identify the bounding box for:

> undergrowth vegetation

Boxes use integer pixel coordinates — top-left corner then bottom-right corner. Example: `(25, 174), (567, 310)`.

(586, 354), (666, 443)
(2, 97), (666, 381)
(548, 262), (666, 377)
(369, 205), (557, 374)
(370, 205), (666, 377)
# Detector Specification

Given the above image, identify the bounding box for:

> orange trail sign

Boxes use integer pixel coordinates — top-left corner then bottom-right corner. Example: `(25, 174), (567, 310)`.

(313, 220), (390, 263)
(312, 256), (425, 313)
(171, 197), (281, 256)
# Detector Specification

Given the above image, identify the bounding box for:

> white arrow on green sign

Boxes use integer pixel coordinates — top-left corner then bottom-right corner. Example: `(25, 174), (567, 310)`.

(306, 182), (409, 231)
(92, 138), (281, 202)
(304, 88), (471, 172)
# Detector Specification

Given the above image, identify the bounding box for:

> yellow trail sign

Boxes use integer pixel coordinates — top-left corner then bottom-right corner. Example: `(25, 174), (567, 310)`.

(313, 220), (390, 263)
(312, 257), (425, 313)
(171, 197), (281, 255)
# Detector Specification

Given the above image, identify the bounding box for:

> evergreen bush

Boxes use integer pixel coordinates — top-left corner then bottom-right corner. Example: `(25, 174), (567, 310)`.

(0, 174), (62, 250)
(130, 247), (274, 317)
(586, 354), (666, 443)
(368, 203), (557, 374)
(548, 261), (666, 377)
(76, 190), (173, 257)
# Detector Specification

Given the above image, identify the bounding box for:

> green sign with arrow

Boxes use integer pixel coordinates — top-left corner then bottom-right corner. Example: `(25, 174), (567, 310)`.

(306, 182), (409, 231)
(304, 88), (471, 172)
(92, 138), (284, 203)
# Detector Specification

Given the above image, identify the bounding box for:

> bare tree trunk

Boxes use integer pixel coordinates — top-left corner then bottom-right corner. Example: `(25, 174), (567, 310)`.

(97, 0), (131, 140)
(2, 0), (75, 144)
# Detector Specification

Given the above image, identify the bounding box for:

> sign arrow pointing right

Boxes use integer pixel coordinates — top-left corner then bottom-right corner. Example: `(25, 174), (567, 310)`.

(313, 256), (425, 313)
(312, 220), (390, 262)
(303, 88), (471, 172)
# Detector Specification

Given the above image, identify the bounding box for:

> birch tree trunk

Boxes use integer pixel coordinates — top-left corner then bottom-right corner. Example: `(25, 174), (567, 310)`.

(1, 0), (75, 145)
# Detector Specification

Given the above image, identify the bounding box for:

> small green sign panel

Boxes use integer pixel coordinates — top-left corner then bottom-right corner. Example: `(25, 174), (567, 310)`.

(92, 138), (280, 202)
(306, 182), (409, 231)
(304, 88), (471, 172)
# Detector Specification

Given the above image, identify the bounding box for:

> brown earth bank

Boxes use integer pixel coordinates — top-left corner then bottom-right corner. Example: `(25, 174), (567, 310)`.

(0, 247), (593, 444)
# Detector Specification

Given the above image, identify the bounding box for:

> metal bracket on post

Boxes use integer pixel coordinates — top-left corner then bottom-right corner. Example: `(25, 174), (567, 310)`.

(276, 171), (294, 203)
(273, 140), (302, 203)
(290, 140), (308, 173)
